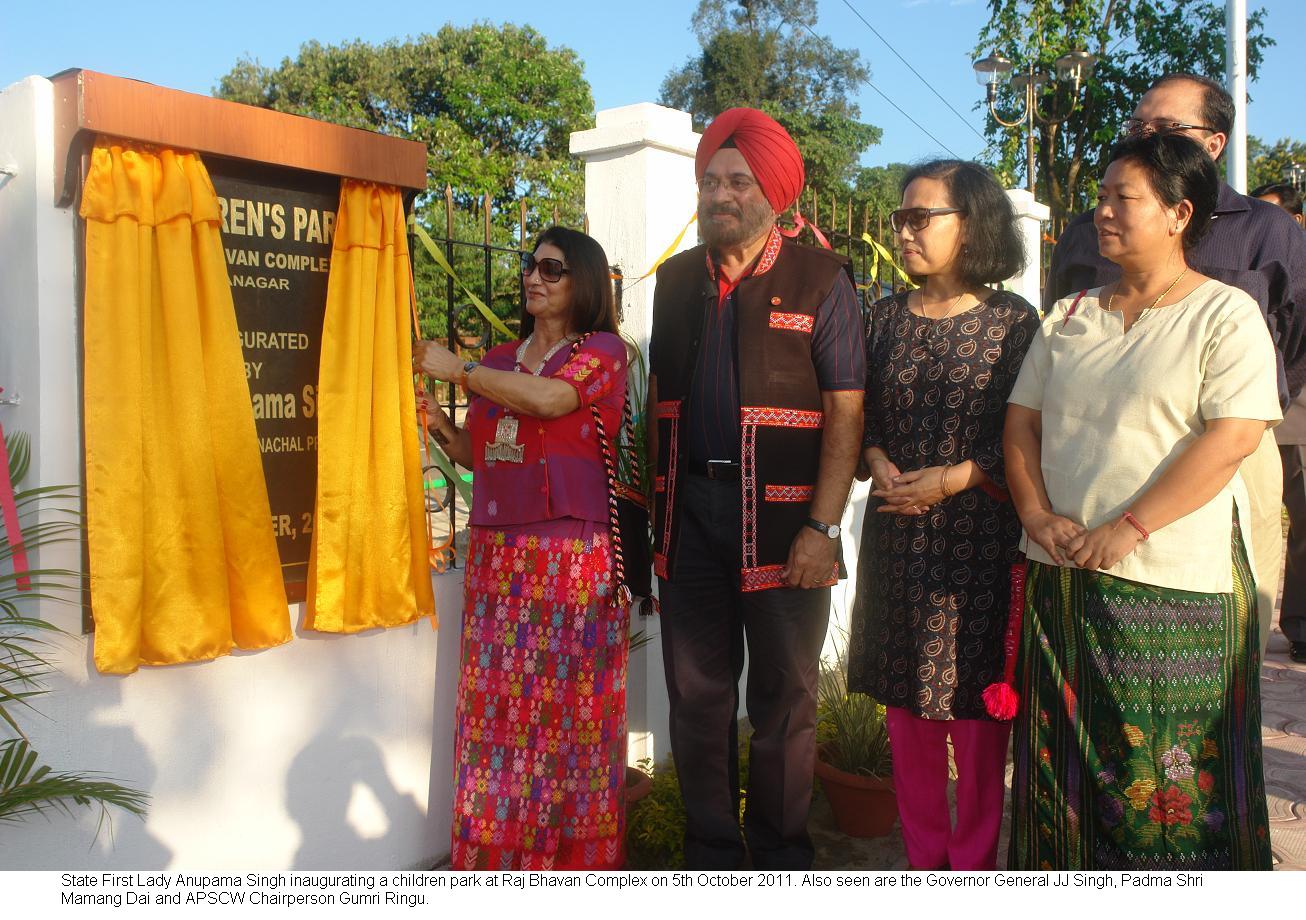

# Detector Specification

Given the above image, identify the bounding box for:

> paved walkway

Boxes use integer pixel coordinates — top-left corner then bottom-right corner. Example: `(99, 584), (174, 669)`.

(1262, 617), (1306, 870)
(812, 611), (1306, 871)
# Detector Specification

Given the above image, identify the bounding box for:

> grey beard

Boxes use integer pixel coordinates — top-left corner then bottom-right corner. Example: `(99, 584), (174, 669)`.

(699, 202), (775, 249)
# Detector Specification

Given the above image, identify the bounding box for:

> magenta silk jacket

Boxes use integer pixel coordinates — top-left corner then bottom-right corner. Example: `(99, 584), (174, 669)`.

(465, 332), (627, 528)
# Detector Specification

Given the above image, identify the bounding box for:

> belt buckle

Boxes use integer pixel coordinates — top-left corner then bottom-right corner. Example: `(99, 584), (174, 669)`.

(706, 459), (736, 480)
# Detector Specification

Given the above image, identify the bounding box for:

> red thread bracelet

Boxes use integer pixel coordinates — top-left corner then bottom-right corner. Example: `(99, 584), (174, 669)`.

(1121, 511), (1149, 541)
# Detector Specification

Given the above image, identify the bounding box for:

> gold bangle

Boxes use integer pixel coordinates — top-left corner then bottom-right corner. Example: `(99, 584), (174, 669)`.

(940, 464), (954, 498)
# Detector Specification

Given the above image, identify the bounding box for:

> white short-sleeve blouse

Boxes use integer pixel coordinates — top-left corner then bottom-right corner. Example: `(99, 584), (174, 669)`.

(1008, 279), (1281, 593)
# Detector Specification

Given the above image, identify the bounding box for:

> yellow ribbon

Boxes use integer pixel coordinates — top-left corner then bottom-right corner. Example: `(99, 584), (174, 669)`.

(425, 436), (474, 507)
(633, 212), (698, 281)
(411, 221), (515, 340)
(861, 232), (916, 289)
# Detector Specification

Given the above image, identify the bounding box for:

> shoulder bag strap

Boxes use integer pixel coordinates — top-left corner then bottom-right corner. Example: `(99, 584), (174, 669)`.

(567, 335), (633, 605)
(1060, 289), (1087, 328)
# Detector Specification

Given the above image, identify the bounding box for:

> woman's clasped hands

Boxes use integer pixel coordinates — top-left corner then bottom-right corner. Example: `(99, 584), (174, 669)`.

(871, 460), (949, 517)
(1022, 509), (1143, 570)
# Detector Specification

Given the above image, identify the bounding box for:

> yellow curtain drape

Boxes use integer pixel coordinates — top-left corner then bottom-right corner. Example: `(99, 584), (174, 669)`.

(304, 180), (435, 633)
(81, 139), (291, 674)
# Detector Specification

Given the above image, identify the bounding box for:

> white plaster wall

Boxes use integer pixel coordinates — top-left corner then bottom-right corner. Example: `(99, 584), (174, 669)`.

(826, 479), (872, 661)
(0, 76), (460, 870)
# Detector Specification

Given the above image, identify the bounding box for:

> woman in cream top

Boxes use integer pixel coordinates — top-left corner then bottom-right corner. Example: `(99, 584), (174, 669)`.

(1003, 132), (1276, 870)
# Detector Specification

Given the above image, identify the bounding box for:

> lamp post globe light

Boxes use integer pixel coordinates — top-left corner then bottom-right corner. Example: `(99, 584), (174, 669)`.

(973, 49), (1097, 195)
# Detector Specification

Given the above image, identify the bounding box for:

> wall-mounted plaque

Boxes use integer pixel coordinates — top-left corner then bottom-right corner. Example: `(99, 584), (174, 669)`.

(53, 70), (428, 617)
(211, 160), (339, 602)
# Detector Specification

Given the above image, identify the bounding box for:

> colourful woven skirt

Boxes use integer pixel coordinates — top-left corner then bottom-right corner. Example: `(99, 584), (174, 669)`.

(449, 525), (628, 870)
(1008, 529), (1271, 870)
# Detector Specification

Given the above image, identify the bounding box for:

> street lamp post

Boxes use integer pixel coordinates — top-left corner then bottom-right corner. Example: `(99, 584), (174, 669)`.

(973, 50), (1097, 197)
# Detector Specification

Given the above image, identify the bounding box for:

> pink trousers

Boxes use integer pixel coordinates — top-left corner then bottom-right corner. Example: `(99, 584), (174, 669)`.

(884, 706), (1011, 871)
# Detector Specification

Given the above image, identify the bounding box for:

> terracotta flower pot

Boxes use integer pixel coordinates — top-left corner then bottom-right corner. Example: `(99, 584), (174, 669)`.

(625, 765), (653, 804)
(813, 745), (897, 838)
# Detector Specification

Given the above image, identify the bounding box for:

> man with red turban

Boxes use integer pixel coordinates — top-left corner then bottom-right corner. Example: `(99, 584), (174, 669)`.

(647, 107), (865, 869)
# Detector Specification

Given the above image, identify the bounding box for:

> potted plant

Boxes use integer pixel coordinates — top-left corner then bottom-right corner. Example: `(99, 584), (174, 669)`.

(813, 643), (896, 838)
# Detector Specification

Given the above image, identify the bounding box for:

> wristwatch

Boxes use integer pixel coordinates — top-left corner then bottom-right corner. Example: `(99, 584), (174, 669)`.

(459, 360), (480, 386)
(805, 518), (841, 540)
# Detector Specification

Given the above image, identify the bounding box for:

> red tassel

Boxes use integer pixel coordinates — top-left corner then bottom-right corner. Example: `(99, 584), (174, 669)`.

(982, 681), (1019, 721)
(984, 562), (1027, 721)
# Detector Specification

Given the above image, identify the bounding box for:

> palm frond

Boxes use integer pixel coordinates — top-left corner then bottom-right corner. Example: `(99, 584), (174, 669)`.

(0, 619), (64, 734)
(0, 739), (149, 825)
(0, 430), (152, 834)
(4, 432), (30, 483)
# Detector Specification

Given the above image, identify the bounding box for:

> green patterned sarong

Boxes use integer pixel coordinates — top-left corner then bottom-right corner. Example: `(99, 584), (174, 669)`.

(1008, 527), (1271, 870)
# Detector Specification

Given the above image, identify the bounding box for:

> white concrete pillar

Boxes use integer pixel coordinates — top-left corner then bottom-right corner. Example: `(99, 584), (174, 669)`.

(570, 104), (700, 768)
(569, 103), (700, 356)
(1005, 188), (1050, 310)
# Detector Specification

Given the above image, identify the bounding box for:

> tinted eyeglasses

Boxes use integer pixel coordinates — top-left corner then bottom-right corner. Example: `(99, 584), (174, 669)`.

(1121, 118), (1216, 137)
(697, 175), (759, 196)
(521, 253), (570, 283)
(889, 207), (965, 233)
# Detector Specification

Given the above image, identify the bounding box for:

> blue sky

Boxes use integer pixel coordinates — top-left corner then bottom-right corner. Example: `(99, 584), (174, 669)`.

(2, 0), (1301, 168)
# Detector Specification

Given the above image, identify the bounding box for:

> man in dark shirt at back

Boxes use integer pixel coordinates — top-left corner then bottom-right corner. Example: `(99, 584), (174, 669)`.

(1253, 181), (1306, 662)
(1045, 73), (1306, 658)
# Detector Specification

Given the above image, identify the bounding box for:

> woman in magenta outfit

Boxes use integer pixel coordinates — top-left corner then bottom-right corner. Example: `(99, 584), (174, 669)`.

(412, 227), (629, 871)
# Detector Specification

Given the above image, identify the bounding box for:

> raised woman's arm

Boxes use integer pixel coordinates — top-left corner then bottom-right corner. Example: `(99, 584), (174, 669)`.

(413, 339), (581, 420)
(462, 366), (580, 420)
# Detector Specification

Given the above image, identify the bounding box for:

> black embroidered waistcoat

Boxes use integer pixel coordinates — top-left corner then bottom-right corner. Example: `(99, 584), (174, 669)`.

(649, 235), (851, 591)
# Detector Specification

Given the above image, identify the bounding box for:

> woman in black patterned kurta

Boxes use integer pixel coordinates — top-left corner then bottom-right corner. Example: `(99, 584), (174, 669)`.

(847, 160), (1037, 870)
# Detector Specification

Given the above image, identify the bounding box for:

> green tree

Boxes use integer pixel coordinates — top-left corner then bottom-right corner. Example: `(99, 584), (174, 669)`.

(216, 26), (592, 221)
(975, 0), (1273, 228)
(660, 0), (882, 205)
(853, 163), (910, 233)
(1249, 136), (1306, 191)
(217, 26), (595, 341)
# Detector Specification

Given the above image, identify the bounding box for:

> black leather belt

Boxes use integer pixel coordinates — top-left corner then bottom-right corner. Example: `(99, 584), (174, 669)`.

(690, 459), (741, 481)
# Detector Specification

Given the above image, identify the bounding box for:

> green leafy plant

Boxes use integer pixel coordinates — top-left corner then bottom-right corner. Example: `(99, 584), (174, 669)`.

(0, 431), (148, 831)
(616, 333), (653, 504)
(816, 638), (892, 778)
(625, 736), (754, 870)
(625, 757), (686, 870)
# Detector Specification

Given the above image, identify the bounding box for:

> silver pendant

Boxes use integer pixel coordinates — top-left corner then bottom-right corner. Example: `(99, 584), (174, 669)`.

(484, 415), (525, 463)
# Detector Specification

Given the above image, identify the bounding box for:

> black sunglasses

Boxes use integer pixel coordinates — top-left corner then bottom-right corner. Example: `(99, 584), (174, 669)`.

(521, 253), (570, 283)
(1122, 118), (1217, 137)
(889, 207), (965, 233)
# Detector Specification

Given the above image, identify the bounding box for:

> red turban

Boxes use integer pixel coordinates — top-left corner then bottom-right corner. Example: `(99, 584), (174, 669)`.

(695, 108), (805, 213)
